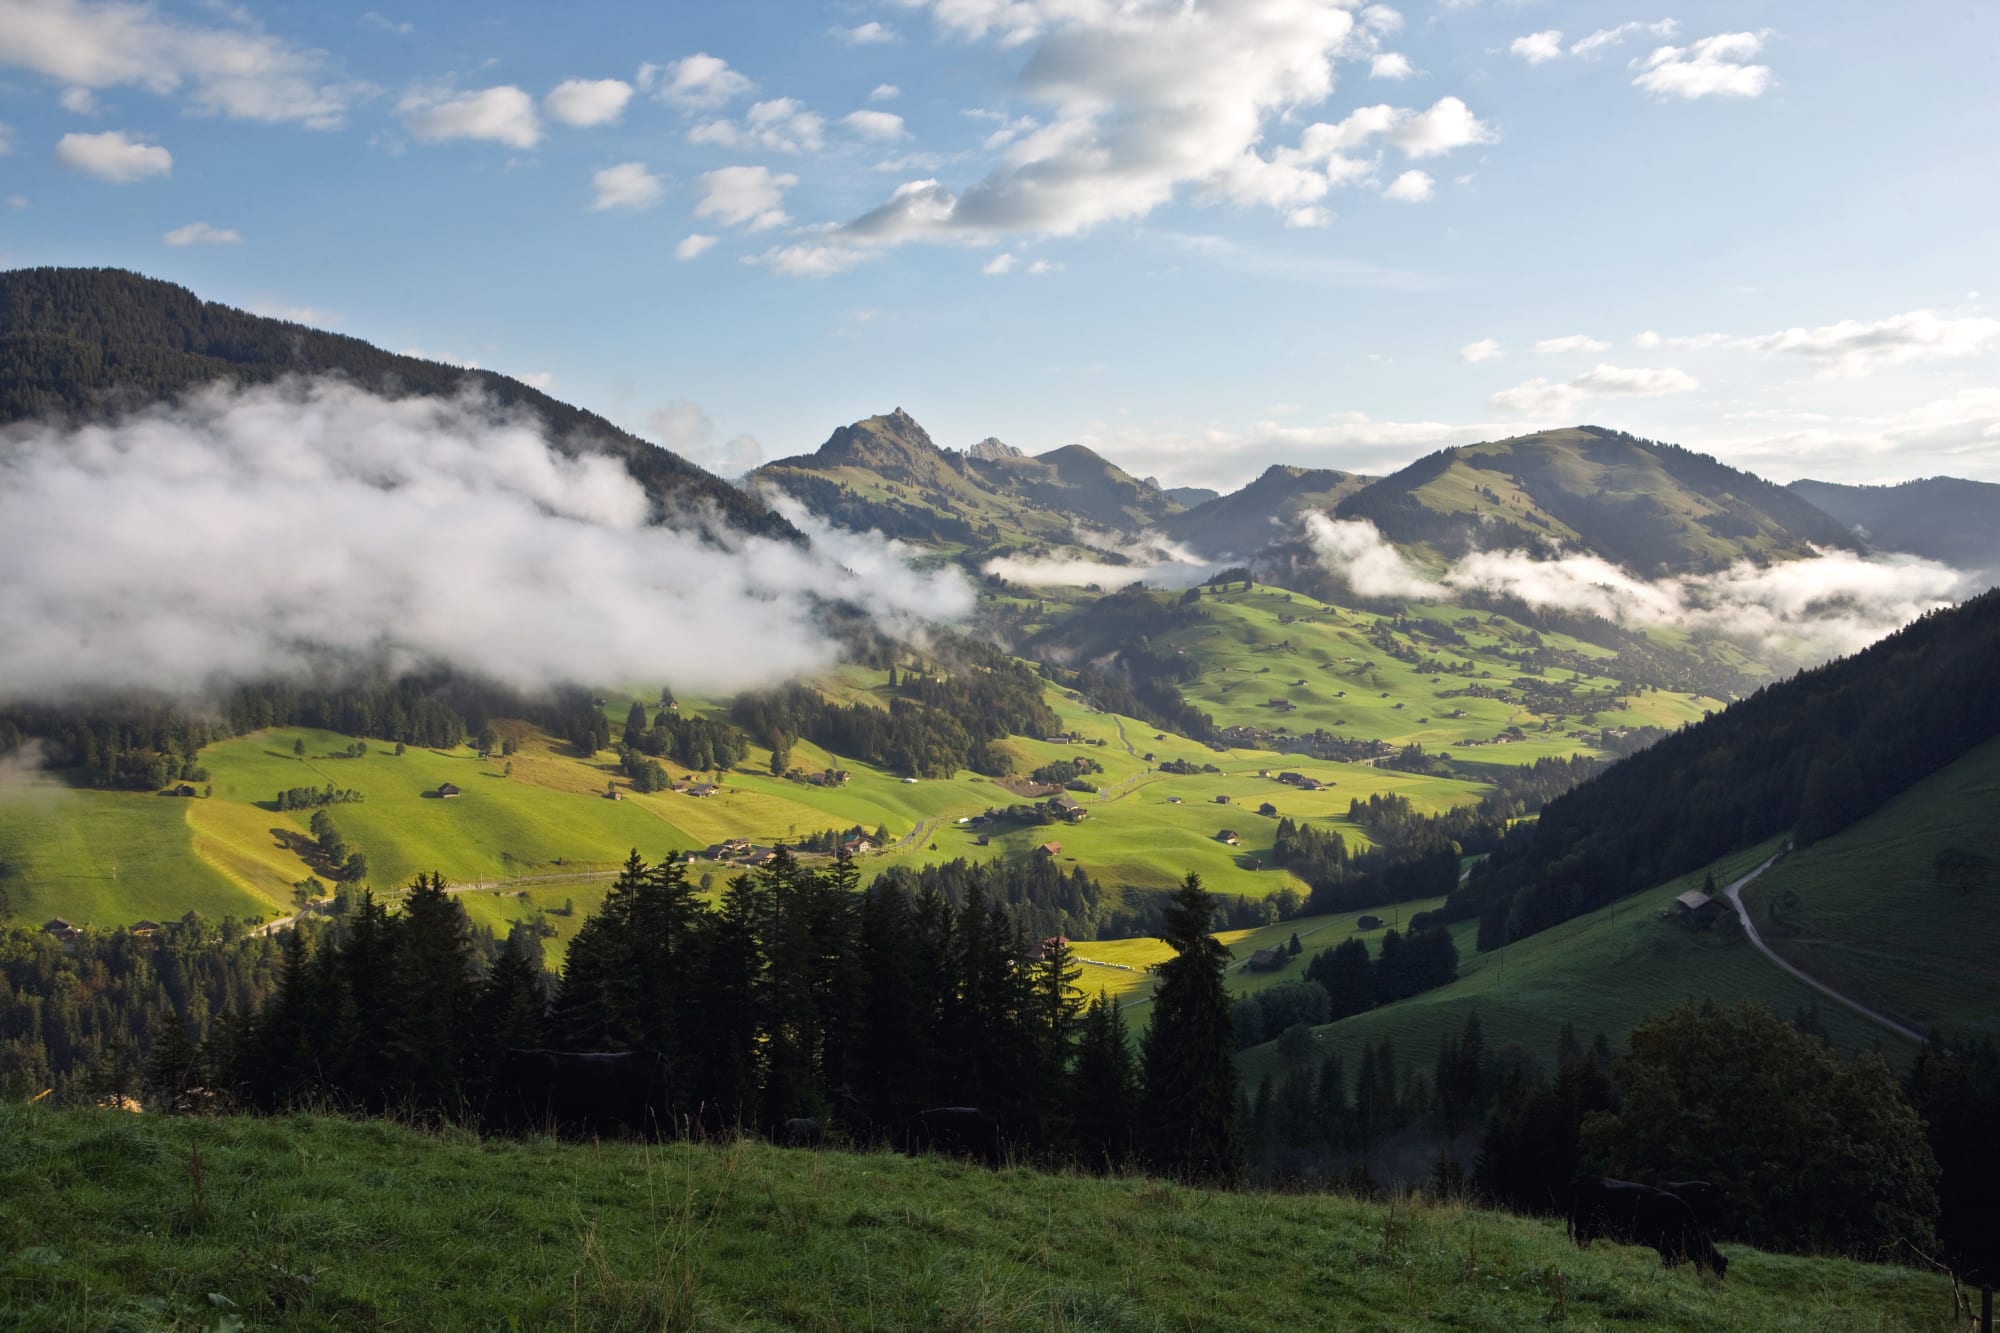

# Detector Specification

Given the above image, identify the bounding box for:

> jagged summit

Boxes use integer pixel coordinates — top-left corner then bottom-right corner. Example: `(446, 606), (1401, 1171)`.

(967, 437), (1022, 461)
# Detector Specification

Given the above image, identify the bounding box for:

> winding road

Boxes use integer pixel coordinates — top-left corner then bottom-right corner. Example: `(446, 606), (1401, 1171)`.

(1722, 853), (1926, 1045)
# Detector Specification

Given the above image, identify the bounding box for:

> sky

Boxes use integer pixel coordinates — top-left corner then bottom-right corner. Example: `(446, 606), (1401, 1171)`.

(0, 0), (1995, 494)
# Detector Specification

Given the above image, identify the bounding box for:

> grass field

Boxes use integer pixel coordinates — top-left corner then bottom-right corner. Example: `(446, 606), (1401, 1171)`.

(0, 1104), (1958, 1331)
(1740, 736), (2000, 1041)
(1236, 839), (1922, 1090)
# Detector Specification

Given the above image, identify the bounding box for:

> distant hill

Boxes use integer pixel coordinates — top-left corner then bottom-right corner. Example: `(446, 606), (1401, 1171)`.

(1166, 464), (1371, 558)
(756, 409), (1186, 551)
(0, 266), (793, 540)
(1336, 426), (1860, 576)
(1164, 484), (1221, 507)
(1788, 476), (2000, 578)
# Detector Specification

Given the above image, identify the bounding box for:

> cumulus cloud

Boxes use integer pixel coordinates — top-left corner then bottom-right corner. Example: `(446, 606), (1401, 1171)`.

(1749, 310), (2000, 379)
(0, 0), (359, 127)
(58, 85), (99, 113)
(694, 164), (797, 230)
(399, 85), (542, 148)
(544, 77), (633, 127)
(1570, 19), (1677, 58)
(1459, 338), (1503, 363)
(689, 97), (825, 153)
(982, 252), (1016, 275)
(161, 221), (241, 248)
(640, 53), (753, 109)
(1509, 30), (1564, 65)
(1632, 32), (1772, 100)
(591, 161), (664, 210)
(1303, 514), (1969, 667)
(675, 233), (717, 260)
(743, 242), (870, 279)
(54, 127), (168, 181)
(1536, 333), (1610, 354)
(1369, 52), (1413, 79)
(0, 380), (971, 698)
(869, 83), (900, 101)
(831, 21), (898, 45)
(1490, 364), (1698, 416)
(1382, 168), (1432, 201)
(842, 109), (907, 140)
(793, 2), (1492, 269)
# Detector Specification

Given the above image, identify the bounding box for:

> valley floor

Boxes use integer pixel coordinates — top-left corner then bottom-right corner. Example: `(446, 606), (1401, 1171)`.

(0, 1106), (1959, 1332)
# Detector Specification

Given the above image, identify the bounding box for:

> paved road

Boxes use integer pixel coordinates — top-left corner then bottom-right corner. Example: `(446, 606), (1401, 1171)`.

(1722, 853), (1926, 1045)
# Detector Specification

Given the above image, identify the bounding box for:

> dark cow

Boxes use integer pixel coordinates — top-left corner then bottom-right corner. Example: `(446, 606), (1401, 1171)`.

(1660, 1180), (1723, 1231)
(903, 1106), (1006, 1168)
(1569, 1177), (1727, 1279)
(780, 1116), (822, 1148)
(488, 1049), (672, 1139)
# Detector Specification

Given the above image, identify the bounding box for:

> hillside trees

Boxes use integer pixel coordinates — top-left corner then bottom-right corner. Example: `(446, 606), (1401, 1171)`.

(1140, 874), (1244, 1183)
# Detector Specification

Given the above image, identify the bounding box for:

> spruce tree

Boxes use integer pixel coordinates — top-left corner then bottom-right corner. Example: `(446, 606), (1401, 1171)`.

(1139, 873), (1243, 1182)
(1069, 991), (1137, 1172)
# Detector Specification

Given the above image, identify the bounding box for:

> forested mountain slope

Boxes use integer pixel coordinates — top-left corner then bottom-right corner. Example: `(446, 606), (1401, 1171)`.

(0, 266), (793, 539)
(1445, 586), (2000, 947)
(1788, 475), (2000, 577)
(1166, 464), (1371, 558)
(1336, 426), (1859, 575)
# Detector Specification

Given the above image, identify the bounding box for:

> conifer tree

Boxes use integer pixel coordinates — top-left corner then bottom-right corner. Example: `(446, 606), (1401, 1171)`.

(1069, 990), (1137, 1172)
(1139, 873), (1243, 1182)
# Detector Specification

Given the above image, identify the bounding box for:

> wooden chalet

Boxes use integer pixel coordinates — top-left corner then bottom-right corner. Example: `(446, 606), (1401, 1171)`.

(435, 782), (461, 799)
(1673, 889), (1729, 927)
(42, 918), (82, 942)
(1216, 829), (1240, 846)
(1046, 796), (1088, 823)
(1246, 947), (1286, 972)
(1034, 842), (1062, 858)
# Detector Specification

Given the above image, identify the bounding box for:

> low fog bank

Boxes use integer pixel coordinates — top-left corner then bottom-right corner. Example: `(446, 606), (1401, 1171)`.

(1303, 513), (1972, 667)
(0, 380), (974, 700)
(980, 526), (1219, 589)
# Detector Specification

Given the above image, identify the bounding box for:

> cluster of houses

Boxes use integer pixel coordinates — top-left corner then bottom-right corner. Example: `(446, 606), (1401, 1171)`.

(801, 768), (852, 788)
(1268, 770), (1327, 792)
(41, 917), (162, 944)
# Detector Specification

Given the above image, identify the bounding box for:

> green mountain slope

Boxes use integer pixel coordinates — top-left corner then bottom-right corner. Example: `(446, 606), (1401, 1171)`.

(1166, 463), (1372, 558)
(1788, 475), (2000, 576)
(0, 266), (793, 540)
(965, 441), (1185, 531)
(1336, 426), (1860, 575)
(1, 1105), (1952, 1331)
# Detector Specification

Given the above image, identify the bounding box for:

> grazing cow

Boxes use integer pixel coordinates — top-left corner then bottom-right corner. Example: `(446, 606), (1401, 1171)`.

(489, 1049), (671, 1139)
(903, 1106), (1006, 1168)
(1660, 1180), (1723, 1231)
(1569, 1177), (1727, 1279)
(780, 1116), (822, 1148)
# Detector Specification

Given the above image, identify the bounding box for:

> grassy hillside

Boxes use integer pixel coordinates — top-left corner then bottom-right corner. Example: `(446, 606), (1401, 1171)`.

(0, 1105), (1955, 1331)
(1336, 427), (1858, 575)
(1238, 840), (1919, 1089)
(1740, 735), (2000, 1040)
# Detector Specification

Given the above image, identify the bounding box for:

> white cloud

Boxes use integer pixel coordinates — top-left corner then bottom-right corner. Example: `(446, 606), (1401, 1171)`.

(869, 83), (900, 101)
(1459, 337), (1502, 363)
(1509, 30), (1565, 64)
(1369, 52), (1413, 79)
(1748, 309), (2000, 379)
(398, 85), (542, 148)
(649, 398), (768, 476)
(0, 0), (358, 128)
(519, 371), (554, 390)
(744, 242), (870, 279)
(250, 300), (338, 326)
(0, 380), (972, 697)
(1028, 258), (1062, 274)
(641, 53), (753, 109)
(1570, 19), (1677, 59)
(0, 122), (13, 154)
(1490, 363), (1698, 416)
(982, 252), (1016, 275)
(808, 0), (1496, 272)
(1633, 32), (1772, 100)
(544, 77), (633, 128)
(54, 128), (168, 182)
(360, 12), (411, 36)
(831, 21), (898, 45)
(58, 85), (99, 113)
(6, 195), (27, 208)
(689, 97), (825, 153)
(1382, 168), (1432, 201)
(163, 220), (240, 246)
(694, 164), (798, 231)
(591, 161), (664, 211)
(842, 108), (907, 140)
(675, 233), (718, 260)
(1535, 333), (1611, 354)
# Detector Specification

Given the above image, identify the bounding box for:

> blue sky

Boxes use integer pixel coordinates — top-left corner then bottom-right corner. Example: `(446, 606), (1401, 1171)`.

(1, 0), (1995, 491)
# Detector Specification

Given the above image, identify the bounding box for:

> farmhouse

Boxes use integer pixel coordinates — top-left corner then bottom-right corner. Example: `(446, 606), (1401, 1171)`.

(1246, 947), (1286, 972)
(1673, 889), (1729, 927)
(803, 768), (852, 787)
(1216, 830), (1240, 846)
(1214, 794), (1230, 805)
(1046, 796), (1088, 823)
(840, 834), (877, 855)
(1034, 842), (1062, 858)
(42, 918), (81, 941)
(172, 784), (196, 797)
(685, 783), (719, 798)
(129, 920), (162, 938)
(435, 783), (460, 799)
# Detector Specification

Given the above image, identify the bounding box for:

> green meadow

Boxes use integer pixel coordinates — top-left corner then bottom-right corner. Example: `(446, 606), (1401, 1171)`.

(0, 1104), (1957, 1332)
(1236, 839), (1922, 1090)
(1740, 735), (2000, 1040)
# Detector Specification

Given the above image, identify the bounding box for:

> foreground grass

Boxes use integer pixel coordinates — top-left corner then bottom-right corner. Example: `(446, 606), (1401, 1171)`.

(0, 1107), (1956, 1331)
